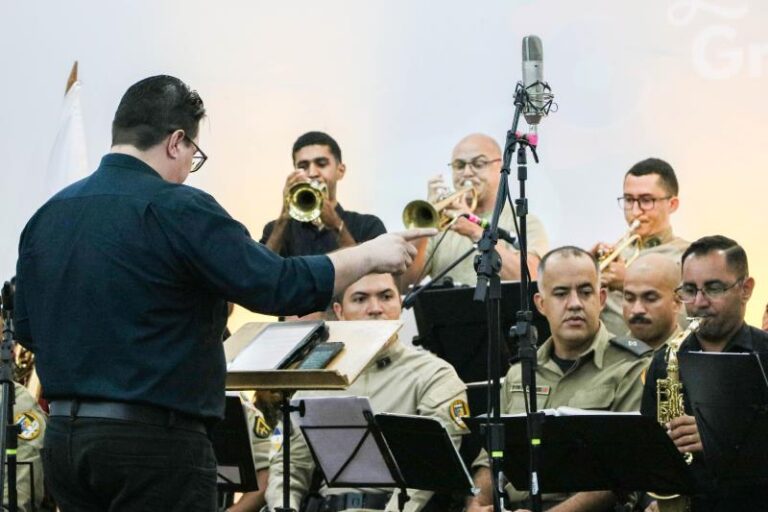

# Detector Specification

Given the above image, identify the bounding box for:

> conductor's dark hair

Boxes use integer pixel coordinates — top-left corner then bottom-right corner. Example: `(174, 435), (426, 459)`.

(682, 235), (749, 278)
(112, 75), (206, 150)
(292, 131), (342, 164)
(625, 158), (679, 196)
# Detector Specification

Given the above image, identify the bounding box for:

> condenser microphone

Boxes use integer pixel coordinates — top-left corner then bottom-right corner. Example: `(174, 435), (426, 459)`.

(522, 35), (546, 126)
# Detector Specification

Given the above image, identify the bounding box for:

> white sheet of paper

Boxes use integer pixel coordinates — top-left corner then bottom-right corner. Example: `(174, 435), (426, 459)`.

(227, 323), (319, 371)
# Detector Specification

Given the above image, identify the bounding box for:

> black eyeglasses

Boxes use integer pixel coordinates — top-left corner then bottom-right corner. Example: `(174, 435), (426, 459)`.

(448, 156), (501, 172)
(184, 136), (208, 173)
(617, 195), (671, 211)
(675, 278), (744, 303)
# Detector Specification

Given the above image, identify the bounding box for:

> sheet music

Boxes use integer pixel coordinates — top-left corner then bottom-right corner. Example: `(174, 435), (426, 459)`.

(227, 323), (319, 371)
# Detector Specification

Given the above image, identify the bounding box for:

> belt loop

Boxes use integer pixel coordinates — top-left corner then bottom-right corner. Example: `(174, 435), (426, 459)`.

(69, 399), (80, 419)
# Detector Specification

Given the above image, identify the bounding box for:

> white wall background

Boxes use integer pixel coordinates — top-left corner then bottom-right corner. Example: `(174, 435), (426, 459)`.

(1, 0), (766, 325)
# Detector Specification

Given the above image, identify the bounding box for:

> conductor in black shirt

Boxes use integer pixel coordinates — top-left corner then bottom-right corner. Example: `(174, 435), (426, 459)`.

(13, 76), (432, 512)
(260, 131), (387, 256)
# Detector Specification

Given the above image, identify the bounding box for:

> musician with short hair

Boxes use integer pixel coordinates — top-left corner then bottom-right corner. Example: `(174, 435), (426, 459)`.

(13, 76), (431, 510)
(622, 252), (683, 350)
(593, 158), (689, 336)
(468, 246), (651, 512)
(640, 235), (768, 511)
(265, 273), (468, 512)
(403, 133), (548, 287)
(260, 131), (386, 256)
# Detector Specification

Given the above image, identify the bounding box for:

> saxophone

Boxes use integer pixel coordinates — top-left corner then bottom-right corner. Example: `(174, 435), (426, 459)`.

(648, 318), (701, 512)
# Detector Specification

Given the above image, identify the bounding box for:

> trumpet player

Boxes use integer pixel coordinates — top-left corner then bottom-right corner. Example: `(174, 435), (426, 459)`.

(593, 158), (689, 337)
(403, 133), (549, 287)
(640, 235), (768, 511)
(261, 131), (386, 256)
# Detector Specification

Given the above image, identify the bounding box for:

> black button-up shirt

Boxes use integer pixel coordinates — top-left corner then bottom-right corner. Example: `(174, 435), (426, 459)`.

(260, 204), (386, 257)
(14, 153), (334, 420)
(641, 323), (768, 511)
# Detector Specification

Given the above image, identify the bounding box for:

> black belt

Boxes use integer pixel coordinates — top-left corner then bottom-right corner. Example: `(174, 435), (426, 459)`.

(324, 492), (391, 511)
(48, 399), (208, 435)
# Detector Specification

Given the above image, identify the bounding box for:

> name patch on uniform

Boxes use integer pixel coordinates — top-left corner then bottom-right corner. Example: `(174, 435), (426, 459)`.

(509, 383), (551, 396)
(449, 399), (470, 430)
(14, 411), (41, 441)
(253, 416), (273, 439)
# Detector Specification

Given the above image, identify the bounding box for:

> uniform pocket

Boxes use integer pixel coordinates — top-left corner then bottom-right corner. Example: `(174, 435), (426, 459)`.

(567, 384), (616, 410)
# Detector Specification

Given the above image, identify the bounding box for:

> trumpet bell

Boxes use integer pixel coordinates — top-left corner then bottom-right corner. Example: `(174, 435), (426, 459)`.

(402, 200), (440, 229)
(401, 183), (478, 230)
(287, 181), (325, 223)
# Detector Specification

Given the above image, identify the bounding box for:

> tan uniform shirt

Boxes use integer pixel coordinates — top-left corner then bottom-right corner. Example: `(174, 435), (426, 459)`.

(601, 228), (689, 336)
(243, 396), (280, 472)
(424, 207), (548, 286)
(474, 324), (651, 505)
(5, 383), (46, 512)
(266, 340), (469, 512)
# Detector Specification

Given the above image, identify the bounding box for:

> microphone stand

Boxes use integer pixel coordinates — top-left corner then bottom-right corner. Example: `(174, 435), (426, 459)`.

(473, 82), (541, 512)
(0, 282), (19, 512)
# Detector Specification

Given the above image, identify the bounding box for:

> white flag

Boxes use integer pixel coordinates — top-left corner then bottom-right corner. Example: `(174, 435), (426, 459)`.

(46, 81), (89, 195)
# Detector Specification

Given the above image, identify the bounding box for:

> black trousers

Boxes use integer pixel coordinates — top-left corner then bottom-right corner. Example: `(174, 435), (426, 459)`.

(43, 417), (217, 512)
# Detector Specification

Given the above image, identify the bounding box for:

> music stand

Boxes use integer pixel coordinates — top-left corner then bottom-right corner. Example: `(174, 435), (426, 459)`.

(225, 320), (402, 512)
(412, 281), (549, 406)
(293, 396), (475, 512)
(465, 413), (695, 496)
(210, 394), (259, 494)
(679, 351), (768, 487)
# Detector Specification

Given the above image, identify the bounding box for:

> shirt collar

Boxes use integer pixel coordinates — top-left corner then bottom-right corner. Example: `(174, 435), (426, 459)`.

(641, 226), (675, 248)
(538, 322), (611, 370)
(100, 153), (163, 179)
(682, 322), (754, 352)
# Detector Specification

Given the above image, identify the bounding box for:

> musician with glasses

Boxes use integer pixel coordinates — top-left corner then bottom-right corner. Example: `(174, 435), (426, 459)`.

(404, 133), (549, 287)
(260, 131), (386, 257)
(13, 75), (432, 511)
(592, 158), (689, 337)
(640, 235), (768, 512)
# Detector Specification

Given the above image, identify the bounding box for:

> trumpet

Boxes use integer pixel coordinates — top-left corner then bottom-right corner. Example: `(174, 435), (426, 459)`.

(286, 180), (326, 224)
(402, 183), (478, 230)
(597, 219), (641, 271)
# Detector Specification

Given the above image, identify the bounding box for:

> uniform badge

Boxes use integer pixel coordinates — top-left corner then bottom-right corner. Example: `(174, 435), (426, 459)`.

(449, 399), (470, 429)
(253, 415), (273, 439)
(14, 411), (41, 441)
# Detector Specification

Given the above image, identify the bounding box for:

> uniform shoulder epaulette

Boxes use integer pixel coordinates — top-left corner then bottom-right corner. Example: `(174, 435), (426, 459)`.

(609, 336), (653, 357)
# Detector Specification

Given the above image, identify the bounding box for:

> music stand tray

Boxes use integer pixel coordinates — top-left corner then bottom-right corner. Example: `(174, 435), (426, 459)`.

(679, 351), (768, 487)
(225, 320), (401, 390)
(412, 281), (550, 384)
(465, 412), (695, 495)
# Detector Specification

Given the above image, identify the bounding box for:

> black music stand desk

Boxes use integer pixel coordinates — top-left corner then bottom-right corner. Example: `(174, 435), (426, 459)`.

(412, 281), (550, 385)
(466, 411), (695, 496)
(679, 351), (768, 487)
(293, 396), (475, 511)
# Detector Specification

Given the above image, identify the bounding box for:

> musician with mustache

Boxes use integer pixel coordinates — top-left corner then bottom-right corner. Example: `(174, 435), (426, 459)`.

(468, 246), (651, 512)
(640, 235), (768, 512)
(622, 253), (683, 351)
